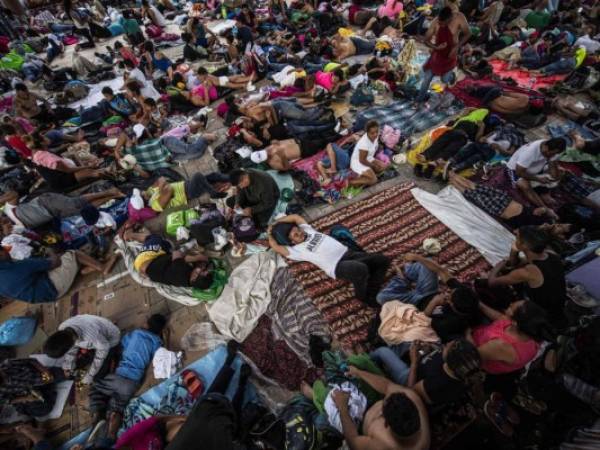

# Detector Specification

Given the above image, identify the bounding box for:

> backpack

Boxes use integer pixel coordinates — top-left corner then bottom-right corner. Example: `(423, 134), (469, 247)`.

(329, 224), (364, 252)
(380, 124), (401, 149)
(189, 205), (226, 245)
(232, 215), (259, 242)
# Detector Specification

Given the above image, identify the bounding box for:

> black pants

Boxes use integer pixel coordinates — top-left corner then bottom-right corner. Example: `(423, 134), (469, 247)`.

(165, 358), (246, 450)
(184, 173), (220, 199)
(73, 26), (95, 45)
(423, 130), (469, 161)
(583, 138), (600, 156)
(335, 250), (390, 307)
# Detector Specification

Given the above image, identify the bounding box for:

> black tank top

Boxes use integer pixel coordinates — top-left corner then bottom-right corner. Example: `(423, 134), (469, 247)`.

(526, 253), (566, 323)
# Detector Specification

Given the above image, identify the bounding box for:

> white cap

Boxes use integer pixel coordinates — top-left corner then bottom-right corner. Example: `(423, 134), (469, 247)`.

(119, 154), (137, 170)
(422, 238), (442, 255)
(250, 150), (268, 164)
(130, 188), (144, 210)
(133, 123), (145, 138)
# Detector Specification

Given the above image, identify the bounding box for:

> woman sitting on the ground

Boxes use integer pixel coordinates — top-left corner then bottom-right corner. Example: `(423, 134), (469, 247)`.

(467, 300), (554, 374)
(141, 40), (174, 79)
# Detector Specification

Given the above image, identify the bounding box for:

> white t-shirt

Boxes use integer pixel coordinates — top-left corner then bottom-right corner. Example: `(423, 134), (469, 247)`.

(128, 68), (161, 100)
(506, 140), (555, 174)
(575, 35), (600, 54)
(285, 224), (348, 278)
(351, 133), (379, 175)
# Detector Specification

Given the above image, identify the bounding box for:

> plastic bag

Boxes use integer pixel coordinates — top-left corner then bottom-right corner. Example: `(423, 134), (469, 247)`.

(180, 322), (227, 353)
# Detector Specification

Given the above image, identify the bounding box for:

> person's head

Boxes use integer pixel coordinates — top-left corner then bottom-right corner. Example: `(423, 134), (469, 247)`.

(126, 80), (142, 96)
(516, 225), (549, 254)
(449, 287), (479, 317)
(508, 300), (556, 342)
(141, 0), (149, 7)
(123, 58), (135, 70)
(44, 329), (76, 358)
(144, 97), (157, 110)
(438, 6), (453, 24)
(114, 40), (123, 50)
(101, 86), (115, 100)
(196, 66), (208, 80)
(541, 137), (566, 158)
(382, 393), (421, 438)
(189, 261), (213, 289)
(14, 83), (28, 97)
(444, 339), (483, 383)
(0, 124), (16, 136)
(147, 313), (167, 335)
(80, 204), (100, 226)
(181, 31), (193, 43)
(332, 68), (344, 84)
(365, 120), (379, 142)
(143, 40), (154, 53)
(229, 169), (250, 188)
(272, 221), (306, 245)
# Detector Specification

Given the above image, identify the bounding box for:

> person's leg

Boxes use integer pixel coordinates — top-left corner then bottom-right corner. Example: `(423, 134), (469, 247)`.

(403, 262), (440, 304)
(286, 121), (335, 136)
(539, 57), (576, 76)
(376, 275), (412, 304)
(416, 68), (435, 102)
(81, 188), (124, 207)
(230, 364), (251, 418)
(369, 347), (410, 385)
(73, 168), (103, 183)
(184, 173), (222, 199)
(349, 168), (378, 186)
(356, 253), (391, 304)
(88, 377), (112, 423)
(171, 137), (209, 161)
(516, 178), (547, 207)
(206, 341), (239, 395)
(421, 131), (461, 162)
(335, 256), (370, 303)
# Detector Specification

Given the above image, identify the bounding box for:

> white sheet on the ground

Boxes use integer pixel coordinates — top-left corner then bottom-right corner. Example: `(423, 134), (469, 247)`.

(208, 251), (287, 342)
(69, 77), (124, 110)
(411, 186), (514, 265)
(208, 19), (236, 35)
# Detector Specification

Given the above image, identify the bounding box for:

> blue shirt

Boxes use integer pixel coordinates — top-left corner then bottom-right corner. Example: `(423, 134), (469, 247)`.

(115, 329), (162, 382)
(0, 258), (57, 303)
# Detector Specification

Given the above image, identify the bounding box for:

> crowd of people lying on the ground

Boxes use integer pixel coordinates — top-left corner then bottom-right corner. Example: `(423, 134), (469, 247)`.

(0, 0), (600, 448)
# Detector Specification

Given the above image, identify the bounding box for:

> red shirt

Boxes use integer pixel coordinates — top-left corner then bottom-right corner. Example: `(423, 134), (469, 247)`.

(5, 135), (32, 158)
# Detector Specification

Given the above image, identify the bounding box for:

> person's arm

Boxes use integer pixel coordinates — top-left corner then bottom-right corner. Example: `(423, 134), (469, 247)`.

(478, 300), (507, 321)
(358, 148), (379, 170)
(548, 159), (560, 180)
(423, 293), (445, 317)
(267, 232), (290, 256)
(515, 164), (545, 182)
(333, 391), (383, 450)
(276, 214), (308, 226)
(407, 342), (421, 387)
(475, 122), (486, 141)
(61, 345), (79, 373)
(346, 365), (392, 394)
(83, 336), (111, 384)
(487, 264), (533, 287)
(183, 253), (208, 263)
(403, 253), (451, 283)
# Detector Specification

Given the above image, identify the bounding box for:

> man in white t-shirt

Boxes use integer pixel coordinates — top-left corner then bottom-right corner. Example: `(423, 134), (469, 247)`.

(268, 214), (390, 307)
(350, 120), (388, 187)
(123, 59), (161, 101)
(506, 137), (566, 208)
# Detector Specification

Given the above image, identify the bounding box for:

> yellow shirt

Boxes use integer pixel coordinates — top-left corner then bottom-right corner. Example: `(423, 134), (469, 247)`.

(146, 181), (188, 212)
(134, 250), (165, 272)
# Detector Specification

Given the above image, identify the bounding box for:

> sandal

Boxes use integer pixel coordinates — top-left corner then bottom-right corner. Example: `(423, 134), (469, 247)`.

(181, 369), (204, 400)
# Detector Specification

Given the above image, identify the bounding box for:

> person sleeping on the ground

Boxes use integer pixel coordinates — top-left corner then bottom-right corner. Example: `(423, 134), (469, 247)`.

(0, 189), (124, 230)
(196, 66), (257, 91)
(226, 168), (279, 230)
(483, 226), (567, 327)
(142, 173), (228, 213)
(131, 233), (214, 289)
(332, 34), (377, 60)
(0, 358), (64, 418)
(466, 300), (555, 374)
(315, 135), (361, 185)
(101, 86), (137, 119)
(448, 172), (560, 225)
(88, 314), (166, 445)
(370, 339), (484, 406)
(268, 214), (390, 307)
(301, 365), (431, 450)
(141, 40), (174, 80)
(44, 314), (121, 386)
(463, 85), (540, 117)
(376, 252), (480, 341)
(415, 108), (488, 178)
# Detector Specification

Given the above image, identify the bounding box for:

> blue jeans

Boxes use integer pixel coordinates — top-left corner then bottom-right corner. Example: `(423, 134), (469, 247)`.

(161, 136), (208, 161)
(46, 39), (62, 64)
(50, 23), (74, 33)
(287, 120), (334, 137)
(416, 68), (455, 102)
(370, 345), (410, 385)
(376, 262), (439, 305)
(272, 99), (324, 122)
(540, 57), (576, 75)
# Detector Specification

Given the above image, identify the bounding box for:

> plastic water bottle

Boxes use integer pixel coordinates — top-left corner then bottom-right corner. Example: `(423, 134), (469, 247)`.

(221, 4), (227, 18)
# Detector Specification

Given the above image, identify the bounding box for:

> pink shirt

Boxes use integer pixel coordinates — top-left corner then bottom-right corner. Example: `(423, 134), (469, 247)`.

(115, 416), (164, 450)
(378, 0), (403, 19)
(32, 151), (76, 170)
(191, 83), (218, 101)
(315, 71), (334, 91)
(472, 319), (540, 374)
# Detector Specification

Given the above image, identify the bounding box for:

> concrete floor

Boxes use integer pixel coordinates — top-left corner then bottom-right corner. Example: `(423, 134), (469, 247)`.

(0, 20), (570, 446)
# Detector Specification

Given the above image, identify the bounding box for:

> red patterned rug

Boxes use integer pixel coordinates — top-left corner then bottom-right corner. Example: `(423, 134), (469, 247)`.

(288, 182), (491, 348)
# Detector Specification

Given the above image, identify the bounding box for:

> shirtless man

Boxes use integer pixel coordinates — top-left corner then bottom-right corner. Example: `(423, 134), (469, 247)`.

(332, 35), (376, 60)
(252, 135), (332, 170)
(196, 67), (257, 90)
(445, 0), (472, 58)
(306, 367), (430, 450)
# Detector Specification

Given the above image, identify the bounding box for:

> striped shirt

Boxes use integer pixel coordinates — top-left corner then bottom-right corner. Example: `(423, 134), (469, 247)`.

(59, 315), (121, 382)
(125, 139), (172, 172)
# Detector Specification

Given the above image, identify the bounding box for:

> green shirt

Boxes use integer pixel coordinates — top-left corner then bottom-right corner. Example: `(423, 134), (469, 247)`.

(455, 108), (489, 126)
(121, 18), (141, 35)
(147, 181), (188, 212)
(126, 139), (171, 172)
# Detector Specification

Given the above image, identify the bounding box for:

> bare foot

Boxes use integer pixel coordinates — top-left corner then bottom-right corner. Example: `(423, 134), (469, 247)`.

(300, 381), (314, 400)
(102, 253), (120, 275)
(15, 424), (45, 443)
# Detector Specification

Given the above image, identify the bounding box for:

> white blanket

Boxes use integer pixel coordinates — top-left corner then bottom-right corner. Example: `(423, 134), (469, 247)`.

(208, 251), (286, 342)
(113, 235), (201, 306)
(69, 78), (124, 110)
(411, 186), (514, 265)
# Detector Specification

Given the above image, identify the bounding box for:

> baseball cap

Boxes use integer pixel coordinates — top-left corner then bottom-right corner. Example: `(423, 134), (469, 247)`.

(250, 150), (268, 164)
(133, 123), (145, 139)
